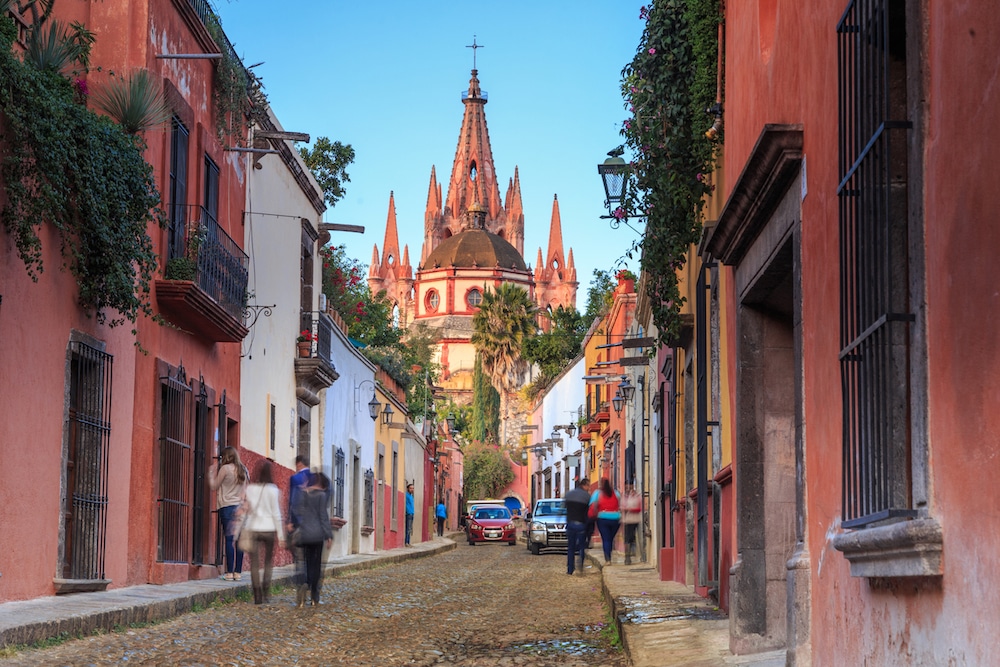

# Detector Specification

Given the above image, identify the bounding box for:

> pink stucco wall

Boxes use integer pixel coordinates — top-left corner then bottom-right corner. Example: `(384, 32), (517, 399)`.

(724, 1), (1000, 664)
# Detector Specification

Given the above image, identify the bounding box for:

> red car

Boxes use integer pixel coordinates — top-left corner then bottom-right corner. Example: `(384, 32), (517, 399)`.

(466, 506), (517, 546)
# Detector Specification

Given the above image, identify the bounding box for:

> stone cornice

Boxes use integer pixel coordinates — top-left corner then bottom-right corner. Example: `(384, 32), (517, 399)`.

(704, 124), (803, 265)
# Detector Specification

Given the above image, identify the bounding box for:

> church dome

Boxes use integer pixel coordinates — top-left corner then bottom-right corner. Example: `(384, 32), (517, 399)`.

(422, 229), (527, 271)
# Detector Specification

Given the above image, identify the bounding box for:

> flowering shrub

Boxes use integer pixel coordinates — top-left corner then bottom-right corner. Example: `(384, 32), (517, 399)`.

(296, 330), (315, 343)
(620, 0), (721, 345)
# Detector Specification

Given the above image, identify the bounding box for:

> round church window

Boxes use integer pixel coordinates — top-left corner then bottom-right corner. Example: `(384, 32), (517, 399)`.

(466, 288), (482, 308)
(426, 289), (440, 313)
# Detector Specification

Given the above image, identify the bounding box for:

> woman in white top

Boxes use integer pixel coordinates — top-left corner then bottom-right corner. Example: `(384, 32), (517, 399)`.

(242, 461), (285, 604)
(208, 447), (248, 580)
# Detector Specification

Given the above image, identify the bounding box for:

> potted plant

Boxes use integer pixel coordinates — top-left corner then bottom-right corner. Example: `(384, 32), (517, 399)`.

(615, 268), (637, 291)
(296, 330), (314, 357)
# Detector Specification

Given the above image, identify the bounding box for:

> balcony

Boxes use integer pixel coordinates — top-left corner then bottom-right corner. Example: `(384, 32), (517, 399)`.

(156, 205), (249, 342)
(295, 312), (339, 406)
(595, 402), (611, 423)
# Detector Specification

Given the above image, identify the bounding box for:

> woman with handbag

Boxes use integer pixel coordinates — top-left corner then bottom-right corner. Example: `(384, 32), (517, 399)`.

(209, 446), (248, 581)
(241, 462), (284, 604)
(292, 471), (333, 607)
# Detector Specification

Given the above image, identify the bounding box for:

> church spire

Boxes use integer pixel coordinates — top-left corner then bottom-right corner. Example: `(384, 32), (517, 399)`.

(443, 68), (503, 232)
(546, 194), (565, 267)
(381, 191), (401, 268)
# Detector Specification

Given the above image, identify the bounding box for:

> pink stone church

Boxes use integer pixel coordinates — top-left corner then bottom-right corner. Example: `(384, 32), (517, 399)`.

(368, 67), (578, 403)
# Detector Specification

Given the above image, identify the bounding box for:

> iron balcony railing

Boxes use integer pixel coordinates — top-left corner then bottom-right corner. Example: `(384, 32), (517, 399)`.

(299, 311), (336, 369)
(169, 204), (249, 321)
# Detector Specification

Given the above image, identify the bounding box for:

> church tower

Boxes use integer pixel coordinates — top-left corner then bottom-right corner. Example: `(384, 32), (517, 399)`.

(370, 63), (578, 404)
(367, 192), (414, 324)
(534, 194), (579, 322)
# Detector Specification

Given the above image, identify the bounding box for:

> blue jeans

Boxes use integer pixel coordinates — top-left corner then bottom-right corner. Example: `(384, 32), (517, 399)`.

(405, 513), (414, 545)
(596, 517), (620, 562)
(566, 520), (587, 574)
(218, 504), (244, 574)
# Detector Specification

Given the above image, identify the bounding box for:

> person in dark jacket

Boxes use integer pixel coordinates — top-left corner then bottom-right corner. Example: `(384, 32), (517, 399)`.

(292, 471), (333, 607)
(564, 478), (592, 575)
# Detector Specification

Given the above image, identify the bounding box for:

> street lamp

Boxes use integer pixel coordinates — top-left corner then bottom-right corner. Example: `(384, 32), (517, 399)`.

(355, 380), (381, 421)
(381, 402), (394, 426)
(446, 412), (456, 434)
(612, 391), (624, 417)
(618, 375), (636, 404)
(598, 151), (629, 214)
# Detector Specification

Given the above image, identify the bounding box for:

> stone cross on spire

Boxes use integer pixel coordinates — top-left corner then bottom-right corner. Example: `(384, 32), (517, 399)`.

(466, 35), (484, 69)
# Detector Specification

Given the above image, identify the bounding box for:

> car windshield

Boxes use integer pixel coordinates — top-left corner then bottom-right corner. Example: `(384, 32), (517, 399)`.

(534, 501), (566, 517)
(474, 508), (510, 520)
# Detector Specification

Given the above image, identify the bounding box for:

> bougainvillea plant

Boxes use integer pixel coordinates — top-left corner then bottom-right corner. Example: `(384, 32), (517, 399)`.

(619, 0), (721, 345)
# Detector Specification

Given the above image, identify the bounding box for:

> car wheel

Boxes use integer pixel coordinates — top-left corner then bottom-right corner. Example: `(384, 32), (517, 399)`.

(469, 540), (476, 546)
(508, 541), (516, 546)
(530, 542), (540, 555)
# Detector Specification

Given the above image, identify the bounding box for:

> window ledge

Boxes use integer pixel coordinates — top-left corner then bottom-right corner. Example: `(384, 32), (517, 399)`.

(53, 578), (111, 594)
(832, 518), (942, 578)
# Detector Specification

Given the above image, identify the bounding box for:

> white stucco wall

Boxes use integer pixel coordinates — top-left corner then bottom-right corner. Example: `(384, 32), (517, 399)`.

(240, 109), (326, 472)
(322, 328), (378, 557)
(536, 356), (586, 498)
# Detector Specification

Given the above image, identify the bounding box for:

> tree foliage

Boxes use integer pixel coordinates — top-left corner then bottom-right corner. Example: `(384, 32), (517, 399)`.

(0, 12), (163, 328)
(320, 244), (401, 348)
(523, 305), (587, 400)
(471, 283), (537, 397)
(299, 137), (355, 207)
(620, 0), (721, 345)
(583, 269), (616, 325)
(471, 354), (500, 445)
(462, 440), (514, 500)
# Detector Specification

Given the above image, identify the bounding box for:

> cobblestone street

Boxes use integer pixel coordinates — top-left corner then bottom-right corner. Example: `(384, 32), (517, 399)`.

(0, 541), (624, 666)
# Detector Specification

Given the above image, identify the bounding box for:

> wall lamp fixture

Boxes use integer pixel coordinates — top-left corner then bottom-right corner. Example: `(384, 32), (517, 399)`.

(355, 380), (381, 421)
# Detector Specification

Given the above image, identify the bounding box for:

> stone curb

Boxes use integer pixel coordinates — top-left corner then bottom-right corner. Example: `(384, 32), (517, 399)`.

(0, 539), (457, 649)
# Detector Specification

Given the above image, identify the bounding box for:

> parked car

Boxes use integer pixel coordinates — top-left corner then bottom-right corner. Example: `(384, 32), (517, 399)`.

(466, 506), (517, 546)
(460, 499), (506, 528)
(526, 498), (567, 555)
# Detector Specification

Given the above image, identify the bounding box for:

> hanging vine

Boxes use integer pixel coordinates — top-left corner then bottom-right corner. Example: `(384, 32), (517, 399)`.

(619, 0), (722, 345)
(0, 12), (164, 328)
(203, 11), (267, 145)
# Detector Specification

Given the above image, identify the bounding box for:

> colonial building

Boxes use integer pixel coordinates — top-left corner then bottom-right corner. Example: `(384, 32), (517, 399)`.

(368, 68), (579, 400)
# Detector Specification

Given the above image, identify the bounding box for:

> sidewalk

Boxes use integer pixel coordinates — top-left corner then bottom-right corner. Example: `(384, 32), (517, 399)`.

(0, 537), (455, 648)
(591, 551), (785, 667)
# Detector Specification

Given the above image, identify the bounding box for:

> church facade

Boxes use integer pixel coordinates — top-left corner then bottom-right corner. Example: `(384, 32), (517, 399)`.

(368, 68), (578, 402)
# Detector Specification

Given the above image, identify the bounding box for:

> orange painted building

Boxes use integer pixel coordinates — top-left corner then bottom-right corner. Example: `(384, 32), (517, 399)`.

(0, 0), (253, 600)
(696, 1), (1000, 664)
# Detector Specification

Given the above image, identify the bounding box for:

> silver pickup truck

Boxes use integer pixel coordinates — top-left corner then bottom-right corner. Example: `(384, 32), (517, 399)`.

(526, 498), (567, 555)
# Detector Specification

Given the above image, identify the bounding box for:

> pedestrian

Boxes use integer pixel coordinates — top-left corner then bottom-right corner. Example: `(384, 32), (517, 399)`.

(208, 446), (248, 581)
(286, 455), (310, 590)
(404, 483), (415, 546)
(435, 499), (447, 537)
(242, 462), (284, 604)
(589, 477), (621, 564)
(565, 477), (592, 575)
(292, 471), (333, 607)
(621, 483), (642, 565)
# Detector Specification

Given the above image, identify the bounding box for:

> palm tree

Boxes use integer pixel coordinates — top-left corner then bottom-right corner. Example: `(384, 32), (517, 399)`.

(471, 283), (537, 445)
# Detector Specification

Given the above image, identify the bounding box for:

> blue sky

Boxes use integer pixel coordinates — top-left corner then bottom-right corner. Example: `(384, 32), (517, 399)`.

(215, 1), (646, 309)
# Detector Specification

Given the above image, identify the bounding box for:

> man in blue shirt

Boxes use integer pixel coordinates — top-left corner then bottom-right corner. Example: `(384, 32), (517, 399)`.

(435, 500), (447, 537)
(404, 483), (415, 546)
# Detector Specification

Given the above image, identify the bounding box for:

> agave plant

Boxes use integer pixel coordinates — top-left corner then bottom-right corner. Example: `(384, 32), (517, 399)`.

(92, 69), (172, 135)
(24, 19), (82, 72)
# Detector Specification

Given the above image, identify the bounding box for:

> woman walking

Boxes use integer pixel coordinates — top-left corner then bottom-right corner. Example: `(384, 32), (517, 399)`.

(242, 462), (284, 604)
(621, 484), (642, 565)
(589, 477), (621, 564)
(292, 471), (333, 607)
(209, 447), (248, 580)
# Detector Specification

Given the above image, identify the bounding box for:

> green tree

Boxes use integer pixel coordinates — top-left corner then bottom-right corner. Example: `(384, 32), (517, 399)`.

(462, 441), (514, 500)
(471, 354), (500, 444)
(584, 269), (615, 324)
(299, 137), (355, 207)
(471, 284), (536, 439)
(523, 305), (587, 400)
